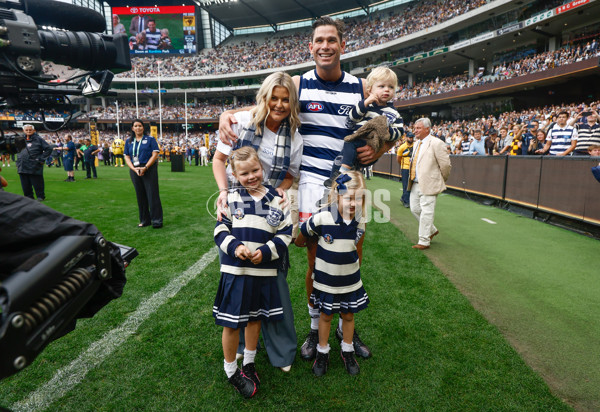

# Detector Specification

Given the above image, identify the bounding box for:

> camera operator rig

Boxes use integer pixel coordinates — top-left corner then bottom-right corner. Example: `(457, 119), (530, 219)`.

(0, 0), (135, 382)
(0, 0), (131, 131)
(0, 235), (137, 380)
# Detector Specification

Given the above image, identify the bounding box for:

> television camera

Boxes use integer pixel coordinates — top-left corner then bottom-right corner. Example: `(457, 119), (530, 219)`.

(0, 0), (131, 129)
(0, 0), (135, 383)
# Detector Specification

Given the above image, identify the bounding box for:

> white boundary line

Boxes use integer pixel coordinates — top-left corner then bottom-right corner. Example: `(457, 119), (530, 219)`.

(12, 247), (218, 412)
(481, 218), (497, 224)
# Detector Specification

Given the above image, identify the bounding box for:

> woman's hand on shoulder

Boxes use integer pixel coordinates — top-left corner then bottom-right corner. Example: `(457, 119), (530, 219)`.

(218, 111), (238, 146)
(216, 190), (228, 221)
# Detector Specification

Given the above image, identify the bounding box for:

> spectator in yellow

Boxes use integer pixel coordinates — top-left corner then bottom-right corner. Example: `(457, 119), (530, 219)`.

(396, 131), (414, 208)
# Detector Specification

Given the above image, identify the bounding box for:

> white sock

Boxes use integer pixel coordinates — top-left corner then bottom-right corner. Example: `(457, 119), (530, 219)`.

(242, 348), (256, 366)
(309, 304), (320, 330)
(341, 341), (354, 353)
(316, 343), (330, 354)
(224, 359), (237, 378)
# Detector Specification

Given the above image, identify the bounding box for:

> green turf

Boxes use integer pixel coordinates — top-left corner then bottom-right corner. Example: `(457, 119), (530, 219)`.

(0, 165), (575, 411)
(369, 176), (600, 411)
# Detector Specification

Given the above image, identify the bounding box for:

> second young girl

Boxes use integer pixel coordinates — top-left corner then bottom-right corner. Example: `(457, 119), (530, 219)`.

(296, 170), (369, 377)
(213, 146), (293, 397)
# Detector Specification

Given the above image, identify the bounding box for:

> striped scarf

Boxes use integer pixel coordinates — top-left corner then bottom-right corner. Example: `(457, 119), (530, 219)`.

(233, 119), (292, 188)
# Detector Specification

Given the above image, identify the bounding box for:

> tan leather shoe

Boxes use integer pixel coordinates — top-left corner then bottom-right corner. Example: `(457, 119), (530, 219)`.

(412, 244), (430, 250)
(430, 230), (439, 240)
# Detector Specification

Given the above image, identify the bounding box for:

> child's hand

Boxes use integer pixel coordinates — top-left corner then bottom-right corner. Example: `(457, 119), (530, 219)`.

(250, 249), (263, 265)
(364, 93), (378, 107)
(235, 245), (251, 260)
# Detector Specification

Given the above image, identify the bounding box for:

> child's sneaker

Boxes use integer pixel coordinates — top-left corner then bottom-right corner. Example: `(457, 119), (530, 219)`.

(335, 326), (372, 359)
(341, 350), (360, 375)
(228, 368), (257, 398)
(300, 329), (319, 360)
(242, 362), (260, 387)
(312, 351), (329, 377)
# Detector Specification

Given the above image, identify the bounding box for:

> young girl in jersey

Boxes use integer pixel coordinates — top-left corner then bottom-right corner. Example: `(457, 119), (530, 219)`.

(296, 170), (369, 376)
(213, 146), (293, 398)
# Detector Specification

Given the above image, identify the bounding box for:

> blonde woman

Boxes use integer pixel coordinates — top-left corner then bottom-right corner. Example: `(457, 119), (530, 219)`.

(213, 71), (302, 212)
(212, 71), (302, 372)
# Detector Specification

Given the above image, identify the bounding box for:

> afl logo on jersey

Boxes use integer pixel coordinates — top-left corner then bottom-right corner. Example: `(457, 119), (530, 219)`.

(306, 102), (324, 112)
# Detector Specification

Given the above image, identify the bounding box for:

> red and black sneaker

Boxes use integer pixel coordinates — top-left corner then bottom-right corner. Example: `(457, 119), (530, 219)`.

(228, 368), (257, 398)
(312, 351), (329, 377)
(242, 362), (260, 387)
(341, 350), (360, 375)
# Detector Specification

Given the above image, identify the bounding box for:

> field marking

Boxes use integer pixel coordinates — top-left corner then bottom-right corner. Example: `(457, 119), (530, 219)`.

(481, 218), (497, 224)
(12, 247), (218, 412)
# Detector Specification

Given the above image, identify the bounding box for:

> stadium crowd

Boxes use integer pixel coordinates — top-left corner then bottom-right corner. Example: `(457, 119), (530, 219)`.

(116, 0), (488, 78)
(81, 101), (246, 121)
(392, 100), (600, 157)
(5, 97), (595, 172)
(397, 37), (600, 100)
(0, 127), (220, 170)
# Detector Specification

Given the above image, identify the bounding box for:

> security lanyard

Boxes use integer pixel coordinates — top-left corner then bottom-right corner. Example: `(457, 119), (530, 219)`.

(133, 139), (143, 158)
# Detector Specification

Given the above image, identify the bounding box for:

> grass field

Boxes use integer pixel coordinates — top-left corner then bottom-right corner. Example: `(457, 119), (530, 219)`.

(0, 162), (596, 411)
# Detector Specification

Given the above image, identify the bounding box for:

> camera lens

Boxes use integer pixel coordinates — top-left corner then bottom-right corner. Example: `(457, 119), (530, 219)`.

(38, 30), (130, 72)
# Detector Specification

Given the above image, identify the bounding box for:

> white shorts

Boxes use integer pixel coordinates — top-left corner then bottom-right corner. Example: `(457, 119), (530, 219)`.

(298, 181), (326, 223)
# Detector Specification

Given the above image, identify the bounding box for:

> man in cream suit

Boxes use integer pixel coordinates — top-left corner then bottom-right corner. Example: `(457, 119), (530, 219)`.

(408, 118), (451, 250)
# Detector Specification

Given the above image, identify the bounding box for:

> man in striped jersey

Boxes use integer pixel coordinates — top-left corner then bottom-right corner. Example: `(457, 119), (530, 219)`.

(541, 111), (578, 156)
(570, 109), (600, 156)
(291, 17), (394, 362)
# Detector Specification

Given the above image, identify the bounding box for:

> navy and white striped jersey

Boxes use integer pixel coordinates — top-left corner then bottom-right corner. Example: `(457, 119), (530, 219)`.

(347, 100), (404, 142)
(548, 124), (578, 155)
(575, 123), (600, 152)
(214, 185), (292, 277)
(298, 70), (364, 184)
(300, 205), (366, 295)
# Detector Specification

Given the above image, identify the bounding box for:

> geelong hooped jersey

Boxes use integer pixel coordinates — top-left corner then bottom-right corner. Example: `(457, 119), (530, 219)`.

(548, 124), (577, 156)
(298, 70), (364, 184)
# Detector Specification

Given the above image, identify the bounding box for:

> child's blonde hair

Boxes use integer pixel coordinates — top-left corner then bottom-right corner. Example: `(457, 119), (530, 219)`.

(229, 146), (261, 174)
(327, 170), (367, 220)
(366, 66), (398, 93)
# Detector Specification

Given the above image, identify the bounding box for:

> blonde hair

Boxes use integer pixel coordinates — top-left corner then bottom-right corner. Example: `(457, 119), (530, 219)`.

(229, 146), (261, 174)
(366, 67), (398, 93)
(250, 72), (300, 136)
(327, 170), (367, 220)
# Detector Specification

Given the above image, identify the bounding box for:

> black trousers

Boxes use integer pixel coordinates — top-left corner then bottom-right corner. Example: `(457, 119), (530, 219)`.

(129, 165), (163, 226)
(86, 159), (97, 178)
(19, 173), (45, 199)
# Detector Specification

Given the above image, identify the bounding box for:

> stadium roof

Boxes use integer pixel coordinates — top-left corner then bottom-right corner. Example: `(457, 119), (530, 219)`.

(104, 0), (381, 31)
